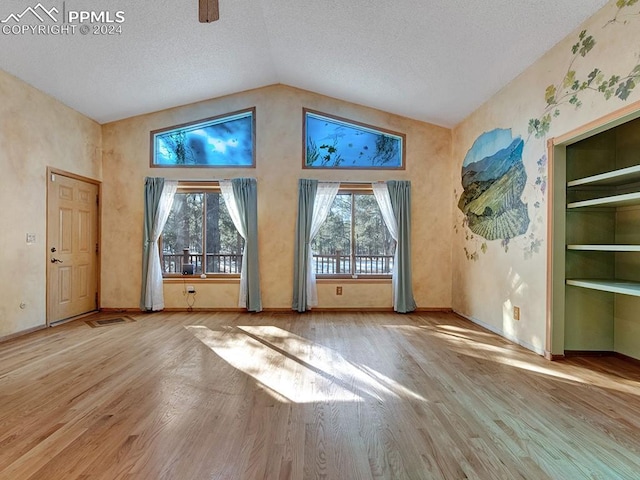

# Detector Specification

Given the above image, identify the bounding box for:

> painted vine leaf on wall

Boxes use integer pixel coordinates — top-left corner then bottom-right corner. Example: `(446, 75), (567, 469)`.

(457, 2), (640, 261)
(531, 58), (640, 138)
(606, 0), (640, 26)
(529, 2), (640, 139)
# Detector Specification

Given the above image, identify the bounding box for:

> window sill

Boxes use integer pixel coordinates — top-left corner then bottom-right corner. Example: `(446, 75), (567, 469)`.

(316, 277), (391, 284)
(163, 276), (240, 284)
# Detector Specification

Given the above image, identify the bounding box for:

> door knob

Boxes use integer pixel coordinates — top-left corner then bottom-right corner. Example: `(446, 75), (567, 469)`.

(51, 258), (63, 263)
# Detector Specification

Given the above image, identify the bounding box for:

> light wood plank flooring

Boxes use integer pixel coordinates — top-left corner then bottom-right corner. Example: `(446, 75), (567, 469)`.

(0, 311), (639, 479)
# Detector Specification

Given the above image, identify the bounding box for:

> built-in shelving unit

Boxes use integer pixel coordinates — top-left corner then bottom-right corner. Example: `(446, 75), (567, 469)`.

(556, 116), (640, 359)
(565, 162), (640, 297)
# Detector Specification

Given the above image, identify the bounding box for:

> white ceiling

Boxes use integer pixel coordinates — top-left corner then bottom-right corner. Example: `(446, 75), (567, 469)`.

(0, 0), (610, 127)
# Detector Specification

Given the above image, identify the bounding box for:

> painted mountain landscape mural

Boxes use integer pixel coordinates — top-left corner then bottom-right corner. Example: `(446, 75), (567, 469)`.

(458, 129), (529, 241)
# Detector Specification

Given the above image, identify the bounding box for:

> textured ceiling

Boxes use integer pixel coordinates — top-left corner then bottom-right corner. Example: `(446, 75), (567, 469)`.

(0, 0), (610, 126)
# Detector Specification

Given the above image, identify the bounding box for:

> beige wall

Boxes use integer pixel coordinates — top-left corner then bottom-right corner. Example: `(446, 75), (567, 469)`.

(0, 69), (101, 338)
(452, 0), (640, 355)
(7, 1), (630, 349)
(101, 85), (453, 310)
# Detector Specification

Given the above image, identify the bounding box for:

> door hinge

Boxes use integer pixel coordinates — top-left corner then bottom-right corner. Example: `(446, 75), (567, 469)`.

(95, 292), (99, 309)
(96, 242), (99, 254)
(96, 194), (99, 206)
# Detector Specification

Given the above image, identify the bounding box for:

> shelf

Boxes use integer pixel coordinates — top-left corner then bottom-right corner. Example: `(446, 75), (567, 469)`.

(566, 279), (640, 297)
(567, 191), (640, 209)
(568, 164), (640, 188)
(567, 244), (640, 251)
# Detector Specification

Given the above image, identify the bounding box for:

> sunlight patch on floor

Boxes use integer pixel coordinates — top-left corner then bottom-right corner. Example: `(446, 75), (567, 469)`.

(432, 326), (640, 395)
(186, 325), (425, 404)
(436, 324), (495, 337)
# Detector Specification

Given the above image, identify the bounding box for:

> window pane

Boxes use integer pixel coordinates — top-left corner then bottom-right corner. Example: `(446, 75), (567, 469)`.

(311, 192), (394, 276)
(162, 193), (203, 273)
(152, 109), (254, 167)
(312, 194), (351, 274)
(205, 193), (244, 273)
(304, 110), (404, 169)
(354, 194), (395, 274)
(161, 189), (245, 276)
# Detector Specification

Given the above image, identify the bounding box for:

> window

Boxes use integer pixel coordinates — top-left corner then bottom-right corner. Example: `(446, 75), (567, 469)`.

(161, 184), (244, 276)
(150, 108), (255, 167)
(303, 109), (405, 169)
(312, 189), (395, 277)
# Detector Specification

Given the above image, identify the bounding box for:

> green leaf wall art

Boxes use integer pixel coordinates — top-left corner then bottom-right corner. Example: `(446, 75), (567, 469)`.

(458, 2), (640, 261)
(529, 8), (640, 139)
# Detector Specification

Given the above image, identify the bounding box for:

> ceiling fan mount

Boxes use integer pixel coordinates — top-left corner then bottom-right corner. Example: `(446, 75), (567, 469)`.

(199, 0), (219, 23)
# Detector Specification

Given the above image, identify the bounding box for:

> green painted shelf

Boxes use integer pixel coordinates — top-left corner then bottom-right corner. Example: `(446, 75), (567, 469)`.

(567, 164), (640, 187)
(566, 279), (640, 297)
(566, 244), (640, 251)
(567, 191), (640, 209)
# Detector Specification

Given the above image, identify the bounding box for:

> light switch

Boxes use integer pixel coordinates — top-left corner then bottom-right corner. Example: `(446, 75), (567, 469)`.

(26, 233), (36, 244)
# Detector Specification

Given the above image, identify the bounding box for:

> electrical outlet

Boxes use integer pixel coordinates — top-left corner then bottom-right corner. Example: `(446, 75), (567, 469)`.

(513, 306), (520, 321)
(186, 285), (196, 293)
(336, 286), (343, 295)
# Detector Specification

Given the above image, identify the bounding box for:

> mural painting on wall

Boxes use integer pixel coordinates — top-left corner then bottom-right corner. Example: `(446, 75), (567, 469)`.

(456, 0), (640, 261)
(458, 129), (529, 241)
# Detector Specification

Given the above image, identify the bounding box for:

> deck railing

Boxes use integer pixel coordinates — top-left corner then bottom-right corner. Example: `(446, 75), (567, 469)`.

(163, 249), (390, 276)
(162, 250), (242, 274)
(313, 252), (393, 275)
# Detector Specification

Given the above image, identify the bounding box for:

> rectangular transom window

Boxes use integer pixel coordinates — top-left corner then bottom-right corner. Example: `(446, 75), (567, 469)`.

(304, 109), (405, 169)
(161, 183), (244, 276)
(311, 187), (395, 277)
(150, 108), (255, 167)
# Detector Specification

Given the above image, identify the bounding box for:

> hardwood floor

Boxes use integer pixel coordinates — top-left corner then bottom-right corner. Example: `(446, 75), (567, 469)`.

(0, 311), (639, 479)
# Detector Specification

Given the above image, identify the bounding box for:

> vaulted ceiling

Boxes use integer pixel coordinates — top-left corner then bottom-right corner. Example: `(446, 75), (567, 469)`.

(0, 0), (610, 126)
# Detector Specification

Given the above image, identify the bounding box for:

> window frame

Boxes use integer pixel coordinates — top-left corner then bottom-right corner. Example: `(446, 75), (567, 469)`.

(313, 183), (394, 280)
(160, 181), (243, 279)
(150, 107), (256, 168)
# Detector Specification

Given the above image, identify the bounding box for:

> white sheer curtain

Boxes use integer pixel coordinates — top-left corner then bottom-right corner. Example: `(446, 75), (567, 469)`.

(307, 182), (339, 307)
(144, 180), (178, 311)
(220, 180), (249, 308)
(373, 182), (399, 306)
